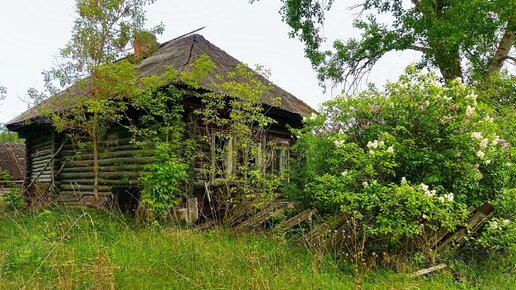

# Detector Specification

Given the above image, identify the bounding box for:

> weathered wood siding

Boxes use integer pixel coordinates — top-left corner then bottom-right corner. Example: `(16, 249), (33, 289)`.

(27, 133), (55, 184)
(55, 125), (152, 206)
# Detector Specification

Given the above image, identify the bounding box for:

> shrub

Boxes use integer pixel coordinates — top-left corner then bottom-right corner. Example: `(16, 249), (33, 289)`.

(139, 143), (189, 219)
(287, 66), (514, 252)
(1, 170), (24, 211)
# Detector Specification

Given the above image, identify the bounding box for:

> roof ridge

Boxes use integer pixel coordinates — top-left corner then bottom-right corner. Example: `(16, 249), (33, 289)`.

(159, 27), (205, 49)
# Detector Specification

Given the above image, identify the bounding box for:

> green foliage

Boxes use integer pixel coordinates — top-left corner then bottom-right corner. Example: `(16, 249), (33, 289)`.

(0, 170), (23, 211)
(0, 209), (514, 289)
(129, 66), (194, 220)
(287, 66), (514, 251)
(139, 143), (189, 218)
(131, 55), (284, 220)
(192, 58), (283, 213)
(476, 188), (516, 253)
(29, 0), (161, 205)
(0, 124), (24, 143)
(276, 0), (516, 86)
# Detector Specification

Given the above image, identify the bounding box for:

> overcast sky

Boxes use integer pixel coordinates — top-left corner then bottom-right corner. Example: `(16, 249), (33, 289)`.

(0, 0), (419, 124)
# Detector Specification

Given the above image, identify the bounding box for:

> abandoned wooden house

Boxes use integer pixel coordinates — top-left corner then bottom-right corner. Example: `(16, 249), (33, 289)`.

(0, 142), (25, 196)
(6, 34), (314, 210)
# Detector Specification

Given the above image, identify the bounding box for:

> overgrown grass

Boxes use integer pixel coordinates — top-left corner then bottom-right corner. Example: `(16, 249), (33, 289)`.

(0, 206), (513, 289)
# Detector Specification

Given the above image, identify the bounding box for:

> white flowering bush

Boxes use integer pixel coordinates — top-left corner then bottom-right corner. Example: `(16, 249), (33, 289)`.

(475, 188), (516, 253)
(286, 66), (515, 251)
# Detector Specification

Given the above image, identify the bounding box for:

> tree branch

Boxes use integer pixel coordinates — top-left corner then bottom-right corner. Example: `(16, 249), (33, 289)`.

(409, 45), (429, 53)
(504, 55), (516, 63)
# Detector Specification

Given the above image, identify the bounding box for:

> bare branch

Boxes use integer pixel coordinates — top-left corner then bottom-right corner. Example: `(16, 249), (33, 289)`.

(409, 45), (429, 53)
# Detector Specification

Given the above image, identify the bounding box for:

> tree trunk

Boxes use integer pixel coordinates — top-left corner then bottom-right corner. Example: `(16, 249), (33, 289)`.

(485, 17), (516, 79)
(433, 45), (463, 82)
(93, 108), (100, 207)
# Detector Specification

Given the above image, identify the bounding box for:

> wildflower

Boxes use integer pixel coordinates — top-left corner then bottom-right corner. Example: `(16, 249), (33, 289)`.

(476, 150), (485, 159)
(484, 115), (494, 123)
(484, 160), (491, 165)
(471, 132), (483, 140)
(386, 146), (394, 154)
(479, 138), (489, 149)
(429, 190), (436, 197)
(489, 220), (499, 230)
(444, 193), (454, 202)
(309, 112), (317, 120)
(362, 181), (369, 188)
(474, 163), (480, 169)
(420, 183), (429, 192)
(440, 115), (454, 124)
(438, 196), (445, 202)
(370, 104), (381, 113)
(503, 219), (511, 226)
(378, 140), (385, 148)
(367, 140), (379, 149)
(443, 96), (452, 101)
(369, 150), (375, 155)
(465, 93), (477, 101)
(341, 170), (348, 176)
(466, 105), (475, 117)
(422, 214), (428, 219)
(334, 140), (344, 148)
(401, 177), (407, 184)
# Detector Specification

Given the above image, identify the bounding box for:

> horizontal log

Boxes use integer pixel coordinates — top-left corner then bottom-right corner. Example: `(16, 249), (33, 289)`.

(61, 150), (152, 161)
(60, 171), (140, 180)
(66, 157), (153, 167)
(61, 164), (145, 173)
(31, 148), (53, 158)
(59, 179), (94, 186)
(30, 138), (52, 147)
(31, 157), (53, 165)
(33, 178), (51, 183)
(60, 184), (111, 192)
(59, 178), (140, 187)
(31, 172), (51, 178)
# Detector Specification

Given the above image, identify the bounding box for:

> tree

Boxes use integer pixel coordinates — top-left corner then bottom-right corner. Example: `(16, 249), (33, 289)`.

(32, 0), (160, 206)
(274, 0), (516, 88)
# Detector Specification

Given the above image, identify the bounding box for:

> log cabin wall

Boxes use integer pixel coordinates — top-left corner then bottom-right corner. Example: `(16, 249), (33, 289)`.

(20, 106), (299, 208)
(55, 125), (152, 206)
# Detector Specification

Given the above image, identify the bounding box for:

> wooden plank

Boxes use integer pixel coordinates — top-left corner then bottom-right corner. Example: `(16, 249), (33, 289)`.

(235, 201), (292, 230)
(436, 203), (494, 252)
(280, 209), (317, 231)
(305, 213), (346, 246)
(411, 264), (447, 277)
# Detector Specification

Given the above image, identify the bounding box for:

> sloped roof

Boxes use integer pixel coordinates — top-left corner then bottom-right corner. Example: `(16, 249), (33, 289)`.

(0, 143), (25, 181)
(7, 34), (314, 127)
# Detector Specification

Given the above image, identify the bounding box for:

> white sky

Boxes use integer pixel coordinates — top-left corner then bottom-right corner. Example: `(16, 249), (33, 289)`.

(0, 0), (420, 124)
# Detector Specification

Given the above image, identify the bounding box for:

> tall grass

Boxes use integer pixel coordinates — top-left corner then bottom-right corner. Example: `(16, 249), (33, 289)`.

(0, 206), (513, 289)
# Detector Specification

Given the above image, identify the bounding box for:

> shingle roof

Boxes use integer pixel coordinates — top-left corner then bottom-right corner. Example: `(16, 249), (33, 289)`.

(0, 142), (25, 181)
(7, 34), (315, 127)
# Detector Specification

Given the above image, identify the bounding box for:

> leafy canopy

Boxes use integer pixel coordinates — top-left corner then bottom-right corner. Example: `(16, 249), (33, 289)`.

(276, 0), (516, 88)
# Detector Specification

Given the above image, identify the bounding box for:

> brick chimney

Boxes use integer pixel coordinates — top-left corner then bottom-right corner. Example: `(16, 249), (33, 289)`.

(133, 31), (158, 58)
(134, 40), (144, 57)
